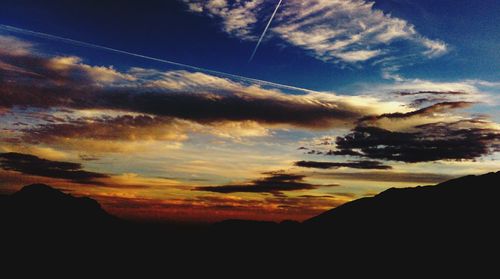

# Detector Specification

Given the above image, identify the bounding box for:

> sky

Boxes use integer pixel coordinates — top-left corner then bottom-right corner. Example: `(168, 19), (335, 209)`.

(0, 0), (499, 223)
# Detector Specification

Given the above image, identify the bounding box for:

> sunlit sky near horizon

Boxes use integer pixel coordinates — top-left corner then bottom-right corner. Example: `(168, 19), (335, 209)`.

(1, 0), (499, 223)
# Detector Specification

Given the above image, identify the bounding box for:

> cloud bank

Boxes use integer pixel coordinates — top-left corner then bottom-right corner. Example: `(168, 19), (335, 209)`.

(0, 35), (400, 131)
(333, 122), (500, 162)
(303, 98), (500, 162)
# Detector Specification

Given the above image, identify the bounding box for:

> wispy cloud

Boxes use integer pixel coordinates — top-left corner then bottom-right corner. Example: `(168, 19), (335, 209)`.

(358, 78), (496, 109)
(184, 0), (448, 64)
(186, 0), (265, 40)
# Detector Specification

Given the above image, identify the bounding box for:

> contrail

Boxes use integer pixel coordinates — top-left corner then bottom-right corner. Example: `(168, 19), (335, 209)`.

(249, 0), (283, 62)
(0, 24), (315, 93)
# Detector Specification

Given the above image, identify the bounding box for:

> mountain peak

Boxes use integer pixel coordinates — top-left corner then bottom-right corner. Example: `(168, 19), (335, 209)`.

(2, 183), (115, 228)
(14, 183), (67, 198)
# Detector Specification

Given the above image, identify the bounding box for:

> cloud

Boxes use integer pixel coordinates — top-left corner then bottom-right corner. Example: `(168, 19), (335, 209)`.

(10, 111), (272, 150)
(103, 87), (362, 129)
(186, 0), (264, 40)
(333, 123), (500, 162)
(363, 79), (491, 107)
(393, 91), (470, 107)
(345, 100), (488, 134)
(0, 40), (134, 87)
(0, 36), (404, 130)
(294, 160), (392, 170)
(195, 171), (337, 196)
(334, 49), (383, 63)
(183, 0), (448, 63)
(395, 91), (469, 97)
(375, 79), (481, 94)
(48, 56), (136, 85)
(21, 114), (190, 143)
(0, 144), (70, 161)
(359, 101), (474, 123)
(264, 195), (347, 213)
(420, 37), (448, 57)
(316, 97), (500, 163)
(312, 171), (456, 184)
(0, 152), (109, 184)
(0, 35), (33, 56)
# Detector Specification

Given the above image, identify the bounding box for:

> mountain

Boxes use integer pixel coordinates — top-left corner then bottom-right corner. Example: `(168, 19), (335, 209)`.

(1, 172), (499, 240)
(1, 173), (499, 266)
(304, 171), (500, 238)
(0, 183), (117, 232)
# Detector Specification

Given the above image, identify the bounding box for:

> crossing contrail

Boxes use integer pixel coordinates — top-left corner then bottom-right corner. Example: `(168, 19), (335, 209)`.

(0, 23), (315, 94)
(249, 0), (283, 62)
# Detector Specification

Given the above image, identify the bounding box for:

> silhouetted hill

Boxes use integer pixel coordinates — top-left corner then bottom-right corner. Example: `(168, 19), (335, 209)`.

(304, 171), (500, 237)
(1, 173), (499, 269)
(1, 172), (499, 244)
(3, 172), (500, 231)
(0, 184), (117, 232)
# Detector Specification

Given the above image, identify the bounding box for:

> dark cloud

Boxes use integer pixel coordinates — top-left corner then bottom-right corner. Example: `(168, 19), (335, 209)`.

(325, 149), (361, 156)
(2, 82), (362, 129)
(195, 171), (337, 196)
(20, 114), (184, 143)
(0, 152), (109, 184)
(0, 41), (366, 129)
(101, 90), (360, 129)
(322, 102), (500, 162)
(294, 160), (392, 170)
(312, 171), (456, 184)
(359, 102), (474, 123)
(395, 91), (469, 96)
(297, 194), (337, 199)
(79, 154), (100, 161)
(333, 123), (500, 162)
(392, 90), (474, 109)
(409, 98), (450, 108)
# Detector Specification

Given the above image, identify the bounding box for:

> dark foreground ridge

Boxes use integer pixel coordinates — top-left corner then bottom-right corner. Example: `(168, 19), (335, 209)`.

(2, 172), (500, 235)
(1, 172), (499, 265)
(304, 171), (500, 234)
(0, 183), (117, 228)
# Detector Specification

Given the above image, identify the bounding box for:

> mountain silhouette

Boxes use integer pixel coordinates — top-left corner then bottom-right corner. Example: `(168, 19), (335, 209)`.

(1, 172), (499, 243)
(304, 171), (500, 238)
(0, 184), (117, 233)
(207, 171), (500, 244)
(1, 173), (499, 268)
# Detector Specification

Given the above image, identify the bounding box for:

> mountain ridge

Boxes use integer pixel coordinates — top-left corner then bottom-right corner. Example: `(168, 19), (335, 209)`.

(1, 171), (499, 265)
(304, 171), (500, 236)
(0, 171), (498, 232)
(1, 183), (117, 229)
